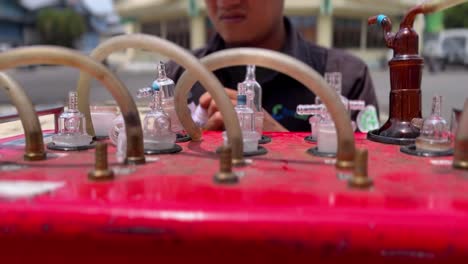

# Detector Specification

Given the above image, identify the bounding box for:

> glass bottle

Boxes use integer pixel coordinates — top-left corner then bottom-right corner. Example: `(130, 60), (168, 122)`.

(241, 65), (263, 135)
(235, 94), (255, 131)
(52, 91), (92, 146)
(223, 93), (259, 152)
(415, 95), (452, 152)
(142, 83), (176, 150)
(155, 61), (184, 135)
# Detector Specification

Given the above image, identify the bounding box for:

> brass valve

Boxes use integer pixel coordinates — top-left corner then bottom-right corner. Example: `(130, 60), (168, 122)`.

(88, 142), (114, 181)
(348, 149), (373, 189)
(214, 145), (239, 184)
(453, 100), (468, 170)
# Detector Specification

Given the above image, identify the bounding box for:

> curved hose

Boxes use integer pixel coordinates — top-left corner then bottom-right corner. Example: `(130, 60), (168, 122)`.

(0, 46), (145, 165)
(0, 72), (46, 161)
(174, 48), (356, 169)
(402, 0), (468, 28)
(75, 34), (244, 163)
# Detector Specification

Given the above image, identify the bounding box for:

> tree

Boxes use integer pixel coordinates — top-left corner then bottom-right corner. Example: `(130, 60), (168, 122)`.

(37, 8), (86, 48)
(444, 3), (468, 28)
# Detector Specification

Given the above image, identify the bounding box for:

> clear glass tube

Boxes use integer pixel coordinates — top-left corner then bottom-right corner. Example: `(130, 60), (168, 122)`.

(324, 72), (342, 95)
(296, 104), (324, 116)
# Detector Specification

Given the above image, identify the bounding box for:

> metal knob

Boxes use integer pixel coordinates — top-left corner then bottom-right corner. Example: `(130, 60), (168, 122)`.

(348, 149), (373, 189)
(88, 142), (114, 180)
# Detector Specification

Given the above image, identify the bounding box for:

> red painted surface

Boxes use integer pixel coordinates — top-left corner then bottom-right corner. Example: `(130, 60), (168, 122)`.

(0, 131), (467, 263)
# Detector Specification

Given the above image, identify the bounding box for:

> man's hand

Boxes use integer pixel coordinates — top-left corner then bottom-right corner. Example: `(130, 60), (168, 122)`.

(198, 88), (289, 132)
(199, 88), (237, 131)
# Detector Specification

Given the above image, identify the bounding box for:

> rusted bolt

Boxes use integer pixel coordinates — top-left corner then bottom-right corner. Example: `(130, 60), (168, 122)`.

(348, 148), (373, 189)
(88, 142), (114, 181)
(214, 145), (238, 184)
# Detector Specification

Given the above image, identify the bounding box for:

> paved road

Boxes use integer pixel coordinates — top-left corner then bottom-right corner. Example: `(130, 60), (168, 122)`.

(1, 65), (467, 123)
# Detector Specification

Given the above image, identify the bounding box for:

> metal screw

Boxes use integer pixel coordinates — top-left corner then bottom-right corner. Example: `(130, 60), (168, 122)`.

(348, 148), (373, 189)
(88, 142), (114, 181)
(214, 145), (238, 184)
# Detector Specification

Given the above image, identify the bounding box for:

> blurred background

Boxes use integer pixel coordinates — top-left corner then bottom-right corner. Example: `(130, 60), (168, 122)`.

(0, 0), (467, 132)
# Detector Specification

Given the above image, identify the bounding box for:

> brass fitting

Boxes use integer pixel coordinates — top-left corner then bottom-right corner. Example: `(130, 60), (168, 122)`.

(453, 140), (468, 170)
(88, 142), (114, 181)
(453, 100), (468, 170)
(214, 145), (239, 184)
(348, 149), (373, 189)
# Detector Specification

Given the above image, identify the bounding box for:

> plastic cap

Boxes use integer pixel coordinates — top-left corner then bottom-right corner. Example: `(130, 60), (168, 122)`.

(237, 94), (247, 105)
(377, 14), (387, 25)
(151, 81), (160, 91)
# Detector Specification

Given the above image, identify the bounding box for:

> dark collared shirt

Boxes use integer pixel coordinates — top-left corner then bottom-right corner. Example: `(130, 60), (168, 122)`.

(166, 17), (379, 131)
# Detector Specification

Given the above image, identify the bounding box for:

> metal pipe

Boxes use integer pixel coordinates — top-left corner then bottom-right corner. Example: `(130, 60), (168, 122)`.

(453, 100), (468, 170)
(0, 46), (145, 165)
(420, 0), (467, 13)
(0, 72), (46, 161)
(403, 0), (468, 27)
(174, 48), (356, 169)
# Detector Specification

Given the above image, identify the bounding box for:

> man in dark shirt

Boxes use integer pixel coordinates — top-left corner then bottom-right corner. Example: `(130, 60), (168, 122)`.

(166, 0), (378, 131)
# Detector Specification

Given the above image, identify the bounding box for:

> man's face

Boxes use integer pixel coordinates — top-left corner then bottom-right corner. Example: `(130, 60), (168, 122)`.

(205, 0), (284, 46)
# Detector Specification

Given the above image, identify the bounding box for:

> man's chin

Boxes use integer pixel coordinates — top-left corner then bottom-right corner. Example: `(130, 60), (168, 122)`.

(223, 38), (253, 48)
(221, 32), (269, 49)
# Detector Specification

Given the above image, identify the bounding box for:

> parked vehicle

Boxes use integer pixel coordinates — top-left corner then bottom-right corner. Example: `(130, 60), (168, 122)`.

(0, 43), (12, 52)
(423, 29), (468, 72)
